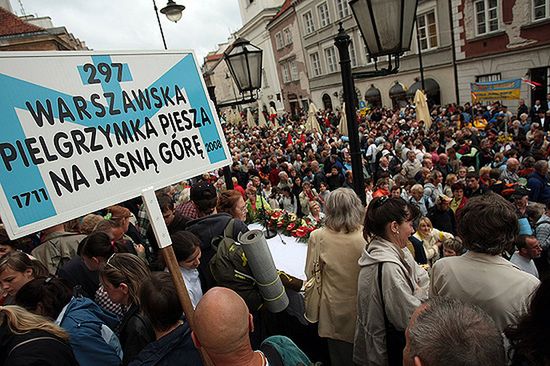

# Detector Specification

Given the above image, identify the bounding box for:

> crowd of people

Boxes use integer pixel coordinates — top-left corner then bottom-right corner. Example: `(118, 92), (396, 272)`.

(1, 95), (550, 365)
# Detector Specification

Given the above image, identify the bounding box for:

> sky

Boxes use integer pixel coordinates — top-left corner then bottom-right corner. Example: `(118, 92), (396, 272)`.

(11, 0), (243, 62)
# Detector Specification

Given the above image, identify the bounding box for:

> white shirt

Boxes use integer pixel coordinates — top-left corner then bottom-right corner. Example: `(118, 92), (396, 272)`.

(366, 143), (377, 163)
(165, 266), (203, 309)
(510, 252), (539, 279)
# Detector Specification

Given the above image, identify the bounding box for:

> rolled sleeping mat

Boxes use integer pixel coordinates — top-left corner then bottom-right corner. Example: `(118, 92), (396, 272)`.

(238, 229), (289, 313)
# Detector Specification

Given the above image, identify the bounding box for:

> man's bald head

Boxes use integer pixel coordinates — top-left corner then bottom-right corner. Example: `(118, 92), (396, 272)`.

(507, 158), (520, 172)
(193, 287), (251, 354)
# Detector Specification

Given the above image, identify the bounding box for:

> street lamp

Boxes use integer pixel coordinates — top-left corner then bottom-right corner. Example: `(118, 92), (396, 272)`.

(224, 38), (263, 98)
(350, 0), (417, 58)
(215, 37), (263, 108)
(205, 38), (263, 191)
(219, 37), (272, 237)
(153, 0), (185, 50)
(160, 0), (186, 22)
(335, 0), (419, 204)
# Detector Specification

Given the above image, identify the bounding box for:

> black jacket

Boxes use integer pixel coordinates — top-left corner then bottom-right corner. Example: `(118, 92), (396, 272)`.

(185, 213), (248, 290)
(428, 207), (457, 235)
(119, 304), (156, 366)
(128, 323), (202, 366)
(185, 213), (248, 265)
(0, 325), (78, 366)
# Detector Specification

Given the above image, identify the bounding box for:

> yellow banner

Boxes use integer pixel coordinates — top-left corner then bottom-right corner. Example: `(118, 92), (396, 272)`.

(471, 89), (521, 101)
(470, 79), (522, 101)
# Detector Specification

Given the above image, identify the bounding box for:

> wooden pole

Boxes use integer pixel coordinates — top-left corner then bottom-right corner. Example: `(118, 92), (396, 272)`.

(141, 187), (213, 366)
(160, 245), (197, 328)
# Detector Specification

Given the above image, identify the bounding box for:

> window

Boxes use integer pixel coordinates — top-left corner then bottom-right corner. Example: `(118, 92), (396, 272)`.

(534, 0), (550, 20)
(318, 2), (331, 27)
(282, 63), (291, 83)
(283, 28), (292, 45)
(303, 11), (315, 34)
(364, 44), (374, 64)
(417, 11), (438, 50)
(475, 73), (501, 82)
(275, 32), (284, 50)
(335, 0), (350, 19)
(350, 39), (357, 67)
(281, 60), (298, 83)
(310, 52), (322, 76)
(290, 60), (299, 81)
(324, 46), (337, 73)
(475, 0), (499, 35)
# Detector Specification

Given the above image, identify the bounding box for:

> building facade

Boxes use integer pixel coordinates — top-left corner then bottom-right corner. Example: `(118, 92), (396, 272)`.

(237, 0), (284, 112)
(453, 0), (550, 107)
(202, 39), (244, 110)
(208, 0), (550, 114)
(0, 5), (88, 51)
(294, 0), (455, 110)
(267, 0), (311, 115)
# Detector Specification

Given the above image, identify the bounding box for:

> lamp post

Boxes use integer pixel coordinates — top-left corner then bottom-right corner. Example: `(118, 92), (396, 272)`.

(222, 37), (263, 104)
(336, 0), (419, 205)
(152, 0), (185, 50)
(205, 38), (263, 189)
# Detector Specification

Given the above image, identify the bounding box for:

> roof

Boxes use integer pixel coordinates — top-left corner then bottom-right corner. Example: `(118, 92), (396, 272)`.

(206, 53), (223, 62)
(270, 0), (292, 23)
(0, 7), (45, 37)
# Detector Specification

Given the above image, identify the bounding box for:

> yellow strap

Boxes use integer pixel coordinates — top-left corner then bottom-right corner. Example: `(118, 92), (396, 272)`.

(256, 275), (281, 287)
(262, 287), (287, 302)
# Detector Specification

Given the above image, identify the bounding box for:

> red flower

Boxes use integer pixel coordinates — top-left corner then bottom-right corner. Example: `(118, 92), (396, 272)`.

(271, 211), (283, 219)
(295, 226), (308, 237)
(287, 223), (296, 231)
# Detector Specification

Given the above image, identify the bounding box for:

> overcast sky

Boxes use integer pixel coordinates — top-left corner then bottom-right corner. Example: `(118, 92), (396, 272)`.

(11, 0), (243, 61)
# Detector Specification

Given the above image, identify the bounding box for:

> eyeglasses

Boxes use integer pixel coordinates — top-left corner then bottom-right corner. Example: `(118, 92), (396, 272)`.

(105, 253), (118, 270)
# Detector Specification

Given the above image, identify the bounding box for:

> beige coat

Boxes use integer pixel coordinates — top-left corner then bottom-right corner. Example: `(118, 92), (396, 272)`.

(413, 229), (453, 264)
(31, 232), (86, 275)
(353, 237), (429, 366)
(305, 226), (366, 343)
(430, 251), (540, 331)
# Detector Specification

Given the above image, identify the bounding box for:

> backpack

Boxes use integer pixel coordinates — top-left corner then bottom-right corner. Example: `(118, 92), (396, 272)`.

(260, 335), (314, 366)
(209, 219), (263, 312)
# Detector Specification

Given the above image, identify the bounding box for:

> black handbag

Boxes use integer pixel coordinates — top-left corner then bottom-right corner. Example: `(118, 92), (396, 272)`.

(378, 262), (406, 366)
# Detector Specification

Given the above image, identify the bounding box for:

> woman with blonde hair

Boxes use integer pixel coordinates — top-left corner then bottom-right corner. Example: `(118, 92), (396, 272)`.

(100, 253), (154, 365)
(305, 188), (366, 365)
(413, 217), (454, 266)
(0, 305), (78, 366)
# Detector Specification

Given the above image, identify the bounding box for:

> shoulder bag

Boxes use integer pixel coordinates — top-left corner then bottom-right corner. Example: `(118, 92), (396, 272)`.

(303, 239), (322, 323)
(378, 262), (406, 366)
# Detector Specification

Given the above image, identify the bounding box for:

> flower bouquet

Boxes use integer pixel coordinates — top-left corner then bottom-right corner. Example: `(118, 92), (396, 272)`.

(267, 209), (320, 242)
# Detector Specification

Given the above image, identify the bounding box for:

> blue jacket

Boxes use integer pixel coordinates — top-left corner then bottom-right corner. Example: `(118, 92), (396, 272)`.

(128, 323), (202, 366)
(527, 172), (550, 203)
(59, 297), (123, 366)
